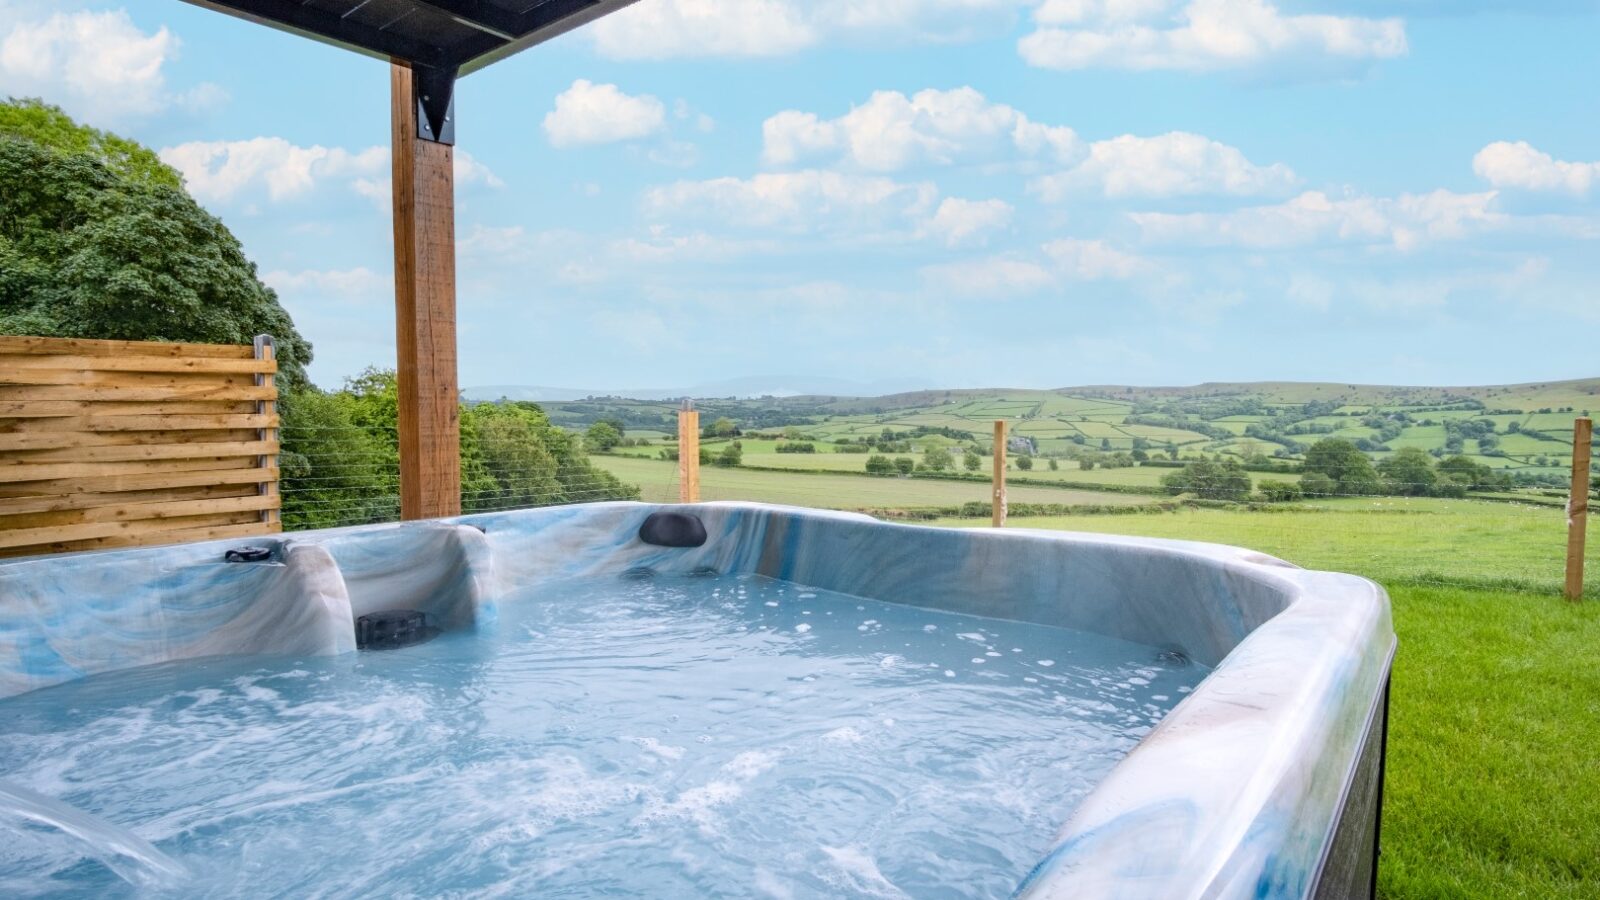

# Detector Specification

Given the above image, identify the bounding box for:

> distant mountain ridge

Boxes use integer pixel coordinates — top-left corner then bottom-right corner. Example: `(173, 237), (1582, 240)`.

(463, 375), (925, 402)
(467, 377), (1600, 409)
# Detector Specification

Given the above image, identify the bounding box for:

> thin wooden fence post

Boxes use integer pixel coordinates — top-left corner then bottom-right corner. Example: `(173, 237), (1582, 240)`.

(678, 402), (700, 504)
(993, 419), (1007, 528)
(252, 335), (280, 533)
(1566, 416), (1592, 602)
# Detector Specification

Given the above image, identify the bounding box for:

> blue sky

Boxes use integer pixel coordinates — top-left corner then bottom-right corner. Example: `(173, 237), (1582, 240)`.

(2, 0), (1597, 393)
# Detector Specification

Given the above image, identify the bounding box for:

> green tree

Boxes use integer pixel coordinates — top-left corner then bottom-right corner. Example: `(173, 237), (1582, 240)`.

(277, 388), (398, 529)
(1299, 472), (1337, 498)
(1160, 458), (1251, 501)
(1258, 480), (1303, 503)
(865, 454), (895, 475)
(963, 450), (982, 472)
(923, 446), (954, 472)
(714, 442), (743, 467)
(894, 456), (915, 475)
(1016, 455), (1034, 471)
(0, 100), (313, 387)
(1048, 458), (1059, 471)
(705, 417), (738, 438)
(1438, 455), (1492, 490)
(1376, 447), (1437, 496)
(585, 421), (622, 451)
(0, 99), (180, 189)
(1303, 439), (1381, 496)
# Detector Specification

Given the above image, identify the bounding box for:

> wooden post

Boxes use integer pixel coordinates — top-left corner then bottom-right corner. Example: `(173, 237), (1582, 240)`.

(993, 419), (1007, 528)
(391, 62), (460, 520)
(678, 404), (700, 503)
(1566, 417), (1592, 602)
(252, 334), (280, 533)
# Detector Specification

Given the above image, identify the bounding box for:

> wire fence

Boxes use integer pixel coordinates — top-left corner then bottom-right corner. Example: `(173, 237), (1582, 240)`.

(272, 416), (1596, 600)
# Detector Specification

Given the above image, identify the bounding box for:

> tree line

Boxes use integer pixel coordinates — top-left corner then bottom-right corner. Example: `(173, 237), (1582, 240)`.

(0, 100), (636, 530)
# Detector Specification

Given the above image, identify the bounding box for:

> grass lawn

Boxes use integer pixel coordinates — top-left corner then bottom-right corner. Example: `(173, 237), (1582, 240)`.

(1378, 585), (1599, 899)
(930, 497), (1593, 594)
(923, 502), (1599, 899)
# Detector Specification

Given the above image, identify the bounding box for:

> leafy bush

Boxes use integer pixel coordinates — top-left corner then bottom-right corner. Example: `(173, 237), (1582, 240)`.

(865, 455), (895, 475)
(1161, 458), (1252, 501)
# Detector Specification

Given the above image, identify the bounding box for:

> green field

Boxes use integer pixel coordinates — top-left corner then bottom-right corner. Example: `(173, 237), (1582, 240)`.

(592, 455), (1153, 510)
(931, 497), (1593, 594)
(548, 378), (1600, 490)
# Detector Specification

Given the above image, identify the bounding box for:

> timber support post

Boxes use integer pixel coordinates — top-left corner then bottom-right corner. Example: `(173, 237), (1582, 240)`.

(993, 420), (1007, 528)
(678, 401), (700, 503)
(252, 334), (279, 532)
(390, 61), (461, 520)
(1566, 416), (1592, 602)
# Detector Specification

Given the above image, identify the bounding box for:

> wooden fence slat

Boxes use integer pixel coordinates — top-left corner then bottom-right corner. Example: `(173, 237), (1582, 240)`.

(0, 400), (261, 419)
(0, 483), (262, 516)
(0, 440), (278, 465)
(0, 509), (274, 551)
(0, 438), (276, 477)
(2, 413), (278, 434)
(0, 456), (270, 485)
(0, 336), (255, 358)
(0, 355), (276, 374)
(0, 369), (261, 387)
(0, 494), (280, 532)
(0, 464), (275, 498)
(0, 385), (276, 403)
(1, 520), (279, 559)
(2, 425), (262, 451)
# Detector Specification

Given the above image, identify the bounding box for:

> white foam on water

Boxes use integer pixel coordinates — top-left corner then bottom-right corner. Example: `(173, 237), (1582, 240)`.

(820, 845), (910, 899)
(0, 572), (1202, 899)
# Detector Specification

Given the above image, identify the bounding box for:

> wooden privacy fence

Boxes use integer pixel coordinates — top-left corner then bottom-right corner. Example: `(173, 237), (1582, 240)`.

(0, 335), (280, 558)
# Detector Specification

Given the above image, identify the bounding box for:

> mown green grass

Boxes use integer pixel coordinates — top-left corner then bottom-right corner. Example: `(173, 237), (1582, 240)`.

(931, 498), (1593, 594)
(1378, 585), (1599, 899)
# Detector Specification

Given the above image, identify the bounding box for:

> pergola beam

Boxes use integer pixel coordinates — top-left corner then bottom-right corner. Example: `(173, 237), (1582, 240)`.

(404, 0), (525, 41)
(183, 0), (449, 66)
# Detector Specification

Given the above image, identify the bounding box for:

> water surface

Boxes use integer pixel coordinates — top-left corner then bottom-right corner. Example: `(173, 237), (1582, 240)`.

(0, 573), (1205, 898)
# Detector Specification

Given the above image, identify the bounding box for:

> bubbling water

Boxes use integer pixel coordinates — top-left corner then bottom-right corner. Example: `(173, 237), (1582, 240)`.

(0, 573), (1204, 898)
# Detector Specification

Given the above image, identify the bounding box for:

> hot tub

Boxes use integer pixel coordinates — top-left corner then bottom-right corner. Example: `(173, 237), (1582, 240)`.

(0, 502), (1393, 898)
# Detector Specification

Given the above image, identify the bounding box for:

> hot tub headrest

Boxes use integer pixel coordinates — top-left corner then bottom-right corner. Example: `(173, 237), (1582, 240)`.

(638, 511), (708, 548)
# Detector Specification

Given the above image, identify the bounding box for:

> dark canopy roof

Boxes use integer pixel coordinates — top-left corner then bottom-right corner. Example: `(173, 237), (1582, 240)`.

(182, 0), (640, 75)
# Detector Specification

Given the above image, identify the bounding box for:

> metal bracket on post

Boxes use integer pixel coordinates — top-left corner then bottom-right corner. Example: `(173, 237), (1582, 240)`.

(412, 63), (457, 145)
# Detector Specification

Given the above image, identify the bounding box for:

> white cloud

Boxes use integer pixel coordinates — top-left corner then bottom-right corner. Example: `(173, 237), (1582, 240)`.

(762, 86), (1078, 171)
(1473, 141), (1600, 196)
(1042, 238), (1146, 278)
(920, 256), (1057, 296)
(922, 198), (1014, 246)
(589, 0), (817, 59)
(0, 10), (222, 121)
(1131, 189), (1505, 250)
(642, 169), (939, 234)
(161, 138), (385, 204)
(1032, 131), (1297, 199)
(589, 0), (1026, 60)
(263, 267), (387, 298)
(1019, 0), (1407, 74)
(543, 80), (668, 147)
(453, 151), (506, 189)
(162, 139), (501, 208)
